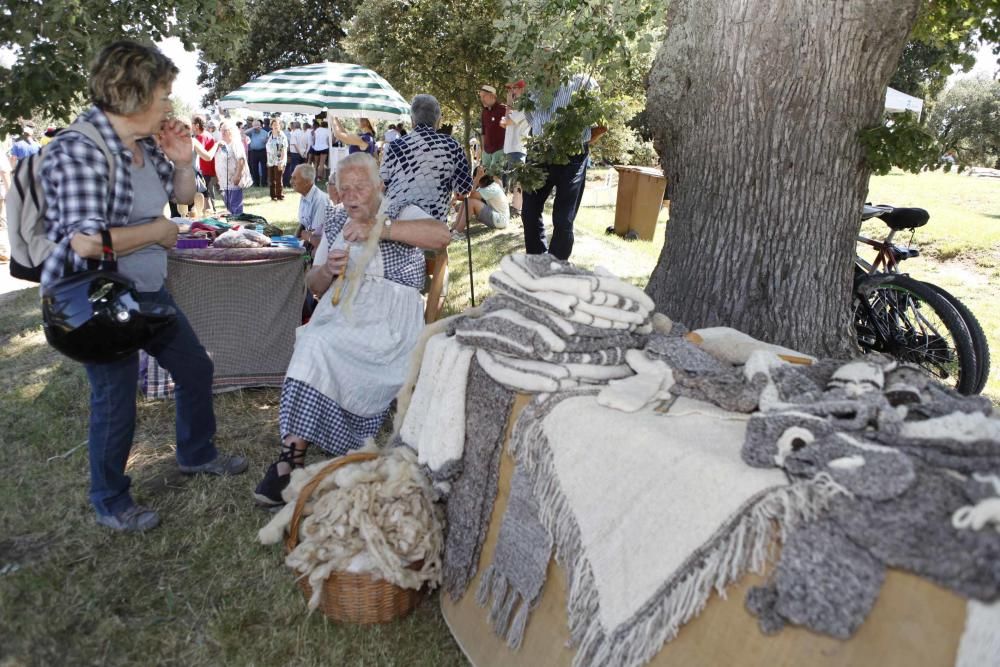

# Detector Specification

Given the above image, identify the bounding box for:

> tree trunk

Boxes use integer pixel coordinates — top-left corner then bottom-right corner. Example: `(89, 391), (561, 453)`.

(645, 0), (919, 357)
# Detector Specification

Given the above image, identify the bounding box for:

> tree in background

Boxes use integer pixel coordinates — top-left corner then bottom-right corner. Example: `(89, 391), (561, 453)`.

(197, 0), (358, 103)
(495, 0), (663, 186)
(0, 0), (247, 136)
(345, 0), (507, 158)
(928, 76), (1000, 168)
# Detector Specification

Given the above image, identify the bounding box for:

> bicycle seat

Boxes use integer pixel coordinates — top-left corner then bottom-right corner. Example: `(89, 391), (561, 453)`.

(862, 204), (893, 220)
(879, 207), (929, 230)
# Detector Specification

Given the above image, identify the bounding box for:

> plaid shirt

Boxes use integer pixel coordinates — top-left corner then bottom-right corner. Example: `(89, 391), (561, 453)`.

(379, 124), (473, 222)
(39, 106), (175, 286)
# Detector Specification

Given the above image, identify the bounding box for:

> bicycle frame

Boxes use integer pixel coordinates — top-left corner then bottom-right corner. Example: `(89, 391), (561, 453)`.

(856, 228), (902, 274)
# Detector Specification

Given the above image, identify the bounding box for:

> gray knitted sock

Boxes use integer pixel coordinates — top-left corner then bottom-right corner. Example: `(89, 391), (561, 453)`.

(442, 358), (516, 600)
(644, 334), (730, 373)
(747, 517), (886, 639)
(832, 466), (1000, 600)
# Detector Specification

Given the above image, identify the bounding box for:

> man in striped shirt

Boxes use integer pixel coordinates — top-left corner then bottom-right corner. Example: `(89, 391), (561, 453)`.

(522, 74), (607, 261)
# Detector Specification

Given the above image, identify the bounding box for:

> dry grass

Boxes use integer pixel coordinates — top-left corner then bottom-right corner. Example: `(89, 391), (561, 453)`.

(1, 172), (996, 665)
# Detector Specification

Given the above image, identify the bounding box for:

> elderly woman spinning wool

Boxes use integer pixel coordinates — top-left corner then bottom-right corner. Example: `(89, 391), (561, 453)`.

(253, 152), (450, 506)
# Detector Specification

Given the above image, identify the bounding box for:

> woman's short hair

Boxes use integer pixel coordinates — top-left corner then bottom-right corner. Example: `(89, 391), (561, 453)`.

(219, 119), (237, 134)
(335, 153), (380, 189)
(89, 41), (178, 115)
(410, 95), (440, 128)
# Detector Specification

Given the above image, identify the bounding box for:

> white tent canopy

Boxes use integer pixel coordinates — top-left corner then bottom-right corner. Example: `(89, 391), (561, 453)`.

(885, 87), (923, 116)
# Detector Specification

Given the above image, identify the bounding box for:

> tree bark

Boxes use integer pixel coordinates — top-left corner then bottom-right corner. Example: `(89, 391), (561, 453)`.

(645, 0), (919, 357)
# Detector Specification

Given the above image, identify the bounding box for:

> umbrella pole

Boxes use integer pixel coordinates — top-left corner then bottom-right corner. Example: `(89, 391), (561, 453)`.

(464, 195), (475, 307)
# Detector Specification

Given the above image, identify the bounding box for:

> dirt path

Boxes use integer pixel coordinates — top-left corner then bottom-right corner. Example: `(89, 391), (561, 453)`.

(0, 265), (37, 301)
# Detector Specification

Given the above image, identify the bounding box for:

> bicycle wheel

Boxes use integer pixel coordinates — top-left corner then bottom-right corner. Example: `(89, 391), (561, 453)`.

(926, 283), (990, 394)
(853, 273), (978, 395)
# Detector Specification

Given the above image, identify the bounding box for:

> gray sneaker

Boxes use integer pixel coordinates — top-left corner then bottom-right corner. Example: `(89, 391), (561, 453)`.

(95, 505), (161, 533)
(179, 453), (249, 476)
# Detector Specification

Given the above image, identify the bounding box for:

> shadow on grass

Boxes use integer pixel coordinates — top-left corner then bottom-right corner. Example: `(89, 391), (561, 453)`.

(0, 285), (41, 344)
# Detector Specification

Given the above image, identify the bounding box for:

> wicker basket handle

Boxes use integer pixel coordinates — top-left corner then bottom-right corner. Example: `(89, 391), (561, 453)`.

(284, 451), (379, 551)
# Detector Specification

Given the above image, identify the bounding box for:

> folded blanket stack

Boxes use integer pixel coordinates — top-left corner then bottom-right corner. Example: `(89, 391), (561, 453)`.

(453, 254), (656, 392)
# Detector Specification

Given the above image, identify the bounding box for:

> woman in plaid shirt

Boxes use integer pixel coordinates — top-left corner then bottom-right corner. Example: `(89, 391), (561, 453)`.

(40, 41), (248, 533)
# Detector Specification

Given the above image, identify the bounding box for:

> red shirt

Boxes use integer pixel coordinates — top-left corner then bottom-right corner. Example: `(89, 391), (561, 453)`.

(195, 132), (216, 178)
(481, 103), (508, 154)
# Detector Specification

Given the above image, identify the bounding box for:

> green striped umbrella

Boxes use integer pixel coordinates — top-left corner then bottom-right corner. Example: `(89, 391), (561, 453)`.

(219, 62), (410, 121)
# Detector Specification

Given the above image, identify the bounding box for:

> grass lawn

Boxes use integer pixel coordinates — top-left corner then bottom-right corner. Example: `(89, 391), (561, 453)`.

(1, 171), (996, 665)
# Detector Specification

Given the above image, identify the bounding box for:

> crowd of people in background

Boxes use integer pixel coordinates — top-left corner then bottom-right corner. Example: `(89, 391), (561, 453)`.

(2, 69), (603, 271)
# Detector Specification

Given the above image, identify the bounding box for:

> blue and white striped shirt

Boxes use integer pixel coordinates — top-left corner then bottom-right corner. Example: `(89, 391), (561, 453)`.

(526, 74), (600, 148)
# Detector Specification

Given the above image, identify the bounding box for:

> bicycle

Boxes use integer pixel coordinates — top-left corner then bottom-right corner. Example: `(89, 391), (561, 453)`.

(854, 204), (989, 395)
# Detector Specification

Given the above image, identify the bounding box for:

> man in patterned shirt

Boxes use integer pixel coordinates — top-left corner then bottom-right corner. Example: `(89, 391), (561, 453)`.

(380, 94), (473, 222)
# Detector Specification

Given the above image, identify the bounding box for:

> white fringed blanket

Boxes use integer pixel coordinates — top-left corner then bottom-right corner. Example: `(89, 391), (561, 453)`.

(505, 393), (840, 667)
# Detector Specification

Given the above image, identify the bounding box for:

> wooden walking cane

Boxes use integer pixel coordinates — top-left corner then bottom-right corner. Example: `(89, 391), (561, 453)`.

(464, 195), (475, 307)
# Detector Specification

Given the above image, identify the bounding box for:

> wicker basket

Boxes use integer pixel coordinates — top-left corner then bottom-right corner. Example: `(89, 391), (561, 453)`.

(284, 451), (426, 624)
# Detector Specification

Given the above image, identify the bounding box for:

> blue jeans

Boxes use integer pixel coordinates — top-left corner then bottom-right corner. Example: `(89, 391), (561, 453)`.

(248, 148), (268, 187)
(521, 150), (589, 260)
(222, 187), (244, 216)
(84, 288), (217, 516)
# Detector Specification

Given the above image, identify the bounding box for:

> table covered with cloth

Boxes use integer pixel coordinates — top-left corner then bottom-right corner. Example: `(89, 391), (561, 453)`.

(438, 392), (977, 667)
(140, 246), (306, 398)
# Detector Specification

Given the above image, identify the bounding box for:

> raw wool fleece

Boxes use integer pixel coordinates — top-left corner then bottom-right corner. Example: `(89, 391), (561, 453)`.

(488, 390), (840, 666)
(740, 355), (1000, 639)
(258, 446), (443, 610)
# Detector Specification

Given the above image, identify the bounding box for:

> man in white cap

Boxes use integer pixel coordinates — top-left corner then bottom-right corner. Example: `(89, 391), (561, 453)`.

(478, 84), (507, 175)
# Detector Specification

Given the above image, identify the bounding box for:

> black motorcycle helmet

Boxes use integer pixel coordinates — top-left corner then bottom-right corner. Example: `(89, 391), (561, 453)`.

(41, 234), (176, 364)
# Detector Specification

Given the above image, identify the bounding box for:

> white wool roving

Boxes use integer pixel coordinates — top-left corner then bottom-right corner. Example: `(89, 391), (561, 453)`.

(258, 447), (443, 611)
(689, 327), (816, 366)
